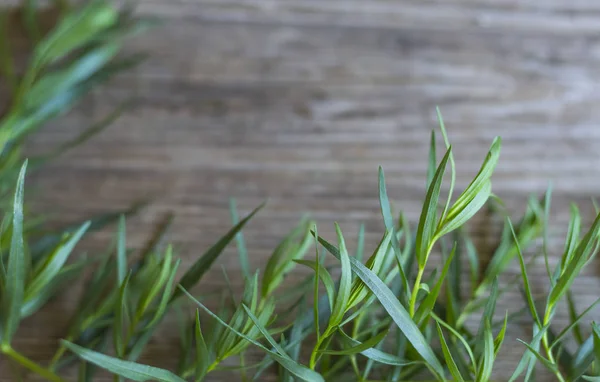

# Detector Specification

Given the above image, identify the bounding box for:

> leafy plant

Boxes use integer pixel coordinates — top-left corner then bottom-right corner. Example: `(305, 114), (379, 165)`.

(2, 2), (600, 382)
(3, 100), (600, 381)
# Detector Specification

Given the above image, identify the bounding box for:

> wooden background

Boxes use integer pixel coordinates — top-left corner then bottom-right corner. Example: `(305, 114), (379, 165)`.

(5, 0), (600, 380)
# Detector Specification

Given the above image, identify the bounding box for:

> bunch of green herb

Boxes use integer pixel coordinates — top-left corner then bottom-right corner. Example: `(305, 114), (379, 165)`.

(3, 101), (600, 381)
(0, 0), (153, 379)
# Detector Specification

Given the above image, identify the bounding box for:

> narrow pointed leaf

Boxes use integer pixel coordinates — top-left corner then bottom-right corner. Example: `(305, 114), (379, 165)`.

(171, 203), (264, 301)
(415, 147), (451, 267)
(318, 235), (445, 379)
(62, 341), (185, 382)
(436, 323), (465, 382)
(2, 161), (27, 345)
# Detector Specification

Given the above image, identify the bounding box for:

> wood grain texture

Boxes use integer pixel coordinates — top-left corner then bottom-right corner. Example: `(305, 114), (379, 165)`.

(3, 0), (600, 380)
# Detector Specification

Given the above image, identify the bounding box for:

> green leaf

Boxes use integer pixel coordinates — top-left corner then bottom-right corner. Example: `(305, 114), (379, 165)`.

(33, 1), (118, 66)
(414, 243), (456, 325)
(318, 235), (445, 379)
(550, 209), (600, 308)
(592, 322), (600, 362)
(194, 310), (209, 380)
(294, 260), (335, 313)
(494, 312), (508, 356)
(431, 313), (476, 371)
(328, 223), (352, 328)
(516, 339), (558, 374)
(184, 287), (324, 382)
(507, 218), (541, 326)
(62, 341), (185, 382)
(436, 107), (456, 222)
(356, 224), (365, 262)
(117, 215), (127, 285)
(571, 335), (594, 380)
(378, 166), (410, 299)
(262, 218), (313, 298)
(1, 161), (27, 346)
(22, 0), (40, 43)
(229, 198), (250, 280)
(336, 330), (415, 367)
(26, 221), (90, 298)
(474, 278), (499, 359)
(171, 202), (264, 302)
(566, 292), (584, 345)
(446, 137), (501, 221)
(476, 320), (495, 382)
(114, 272), (131, 358)
(320, 329), (388, 356)
(0, 11), (16, 92)
(437, 180), (492, 238)
(551, 296), (600, 350)
(427, 130), (437, 188)
(509, 324), (549, 382)
(436, 323), (465, 382)
(144, 257), (180, 330)
(542, 185), (553, 282)
(25, 42), (120, 111)
(415, 147), (451, 268)
(478, 199), (543, 296)
(22, 257), (89, 317)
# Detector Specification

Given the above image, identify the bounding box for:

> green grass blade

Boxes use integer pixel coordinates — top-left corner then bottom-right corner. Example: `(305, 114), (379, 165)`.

(337, 330), (416, 366)
(318, 235), (445, 379)
(2, 161), (27, 346)
(62, 341), (185, 382)
(171, 202), (264, 302)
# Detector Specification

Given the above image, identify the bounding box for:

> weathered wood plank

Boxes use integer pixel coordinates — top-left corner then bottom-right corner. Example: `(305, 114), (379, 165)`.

(3, 0), (600, 380)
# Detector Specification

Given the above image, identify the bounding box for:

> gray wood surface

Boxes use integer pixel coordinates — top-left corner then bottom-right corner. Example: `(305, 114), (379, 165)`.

(4, 0), (600, 380)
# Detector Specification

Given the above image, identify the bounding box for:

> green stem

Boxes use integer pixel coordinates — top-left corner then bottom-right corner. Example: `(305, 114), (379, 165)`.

(309, 333), (327, 370)
(2, 345), (66, 382)
(409, 267), (425, 317)
(49, 335), (72, 371)
(541, 309), (566, 382)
